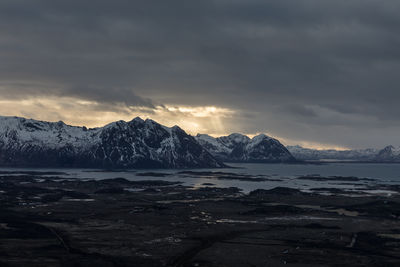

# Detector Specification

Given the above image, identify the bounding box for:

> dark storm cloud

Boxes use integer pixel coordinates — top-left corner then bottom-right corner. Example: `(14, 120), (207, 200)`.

(0, 0), (400, 148)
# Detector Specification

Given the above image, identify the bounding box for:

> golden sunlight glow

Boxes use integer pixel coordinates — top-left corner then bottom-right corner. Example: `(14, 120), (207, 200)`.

(0, 96), (349, 150)
(279, 138), (351, 151)
(164, 106), (233, 118)
(0, 97), (234, 136)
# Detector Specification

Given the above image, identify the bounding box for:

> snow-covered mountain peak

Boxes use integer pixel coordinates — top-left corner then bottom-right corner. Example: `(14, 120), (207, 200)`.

(0, 116), (99, 149)
(195, 132), (295, 163)
(382, 145), (400, 156)
(0, 115), (223, 168)
(251, 134), (273, 144)
(196, 133), (214, 139)
(227, 133), (250, 144)
(130, 116), (144, 123)
(144, 118), (159, 125)
(103, 120), (126, 129)
(374, 145), (400, 161)
(171, 125), (183, 131)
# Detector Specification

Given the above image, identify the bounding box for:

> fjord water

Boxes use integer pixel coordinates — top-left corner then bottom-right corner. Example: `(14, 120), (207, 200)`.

(3, 163), (400, 194)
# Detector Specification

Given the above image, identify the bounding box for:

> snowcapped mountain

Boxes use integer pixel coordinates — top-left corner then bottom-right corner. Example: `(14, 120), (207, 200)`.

(0, 116), (224, 168)
(374, 146), (400, 162)
(196, 133), (296, 163)
(286, 145), (378, 161)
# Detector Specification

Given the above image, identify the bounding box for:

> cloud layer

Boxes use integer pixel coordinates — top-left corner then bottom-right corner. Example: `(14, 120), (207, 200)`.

(0, 0), (399, 148)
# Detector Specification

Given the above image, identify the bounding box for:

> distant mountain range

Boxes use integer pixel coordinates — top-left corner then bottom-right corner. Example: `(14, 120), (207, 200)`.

(1, 115), (399, 168)
(0, 116), (223, 168)
(287, 145), (400, 162)
(196, 133), (295, 163)
(286, 146), (378, 161)
(374, 145), (400, 162)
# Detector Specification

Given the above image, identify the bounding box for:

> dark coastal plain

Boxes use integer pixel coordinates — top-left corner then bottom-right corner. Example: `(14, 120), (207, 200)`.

(1, 171), (400, 266)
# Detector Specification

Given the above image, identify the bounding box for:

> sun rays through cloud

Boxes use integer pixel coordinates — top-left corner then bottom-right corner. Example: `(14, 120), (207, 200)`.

(0, 96), (235, 136)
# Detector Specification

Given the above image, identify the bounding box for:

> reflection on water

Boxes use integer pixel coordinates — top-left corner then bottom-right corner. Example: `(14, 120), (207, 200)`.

(1, 163), (400, 194)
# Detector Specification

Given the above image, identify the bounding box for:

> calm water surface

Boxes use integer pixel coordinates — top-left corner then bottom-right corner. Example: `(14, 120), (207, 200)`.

(2, 163), (400, 193)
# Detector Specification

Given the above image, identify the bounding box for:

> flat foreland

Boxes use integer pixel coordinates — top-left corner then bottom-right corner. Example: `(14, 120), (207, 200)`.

(1, 172), (400, 266)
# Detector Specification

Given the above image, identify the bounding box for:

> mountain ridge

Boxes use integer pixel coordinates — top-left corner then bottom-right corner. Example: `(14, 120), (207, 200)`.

(374, 145), (400, 162)
(2, 115), (399, 167)
(196, 133), (296, 163)
(0, 116), (224, 168)
(287, 145), (400, 162)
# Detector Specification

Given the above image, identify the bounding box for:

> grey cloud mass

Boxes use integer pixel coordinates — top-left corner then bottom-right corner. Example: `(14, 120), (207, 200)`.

(0, 0), (400, 148)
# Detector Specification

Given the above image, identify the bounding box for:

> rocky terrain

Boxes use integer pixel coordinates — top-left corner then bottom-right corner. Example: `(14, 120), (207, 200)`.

(1, 171), (400, 266)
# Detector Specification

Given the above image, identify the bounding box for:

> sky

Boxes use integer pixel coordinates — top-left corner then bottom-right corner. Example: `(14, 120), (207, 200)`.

(0, 0), (399, 149)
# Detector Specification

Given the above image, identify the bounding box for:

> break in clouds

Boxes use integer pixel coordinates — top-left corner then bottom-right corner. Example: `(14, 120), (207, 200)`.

(0, 0), (400, 149)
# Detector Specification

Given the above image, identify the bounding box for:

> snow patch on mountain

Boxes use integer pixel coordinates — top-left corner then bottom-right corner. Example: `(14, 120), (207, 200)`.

(374, 145), (400, 162)
(196, 133), (295, 163)
(0, 116), (101, 150)
(0, 116), (224, 168)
